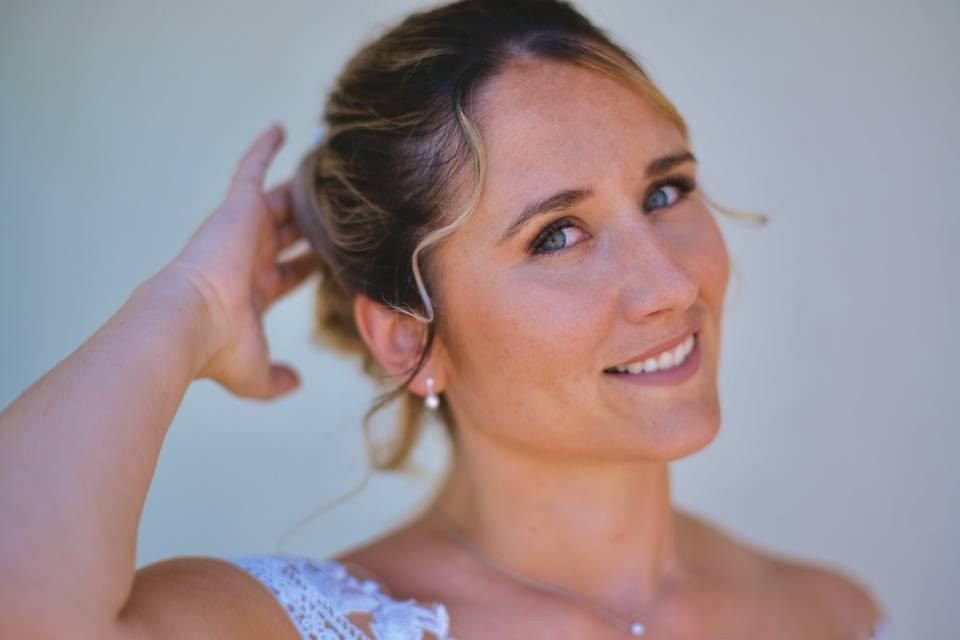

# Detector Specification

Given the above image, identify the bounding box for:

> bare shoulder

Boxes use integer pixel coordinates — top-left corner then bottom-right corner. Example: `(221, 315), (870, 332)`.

(115, 556), (300, 640)
(677, 508), (886, 634)
(767, 554), (887, 632)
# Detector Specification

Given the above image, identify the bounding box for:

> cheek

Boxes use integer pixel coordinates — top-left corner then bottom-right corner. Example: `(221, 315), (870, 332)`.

(443, 259), (606, 389)
(662, 203), (731, 306)
(693, 211), (731, 304)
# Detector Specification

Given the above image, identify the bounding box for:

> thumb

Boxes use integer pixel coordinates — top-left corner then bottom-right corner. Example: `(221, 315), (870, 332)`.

(266, 363), (300, 398)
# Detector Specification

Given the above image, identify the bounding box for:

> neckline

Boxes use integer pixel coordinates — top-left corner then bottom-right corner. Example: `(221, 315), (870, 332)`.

(300, 557), (452, 638)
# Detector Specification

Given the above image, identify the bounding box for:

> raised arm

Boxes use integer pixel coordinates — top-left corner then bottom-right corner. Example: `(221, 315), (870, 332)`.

(0, 123), (321, 640)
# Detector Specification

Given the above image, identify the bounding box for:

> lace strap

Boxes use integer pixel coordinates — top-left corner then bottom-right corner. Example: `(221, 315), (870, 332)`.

(228, 554), (373, 640)
(226, 554), (453, 640)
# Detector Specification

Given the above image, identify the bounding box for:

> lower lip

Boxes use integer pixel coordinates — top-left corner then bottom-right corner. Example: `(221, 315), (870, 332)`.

(603, 332), (702, 386)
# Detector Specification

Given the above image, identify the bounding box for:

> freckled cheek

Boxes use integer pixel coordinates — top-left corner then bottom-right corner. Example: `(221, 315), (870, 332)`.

(690, 220), (731, 301)
(475, 271), (607, 379)
(662, 212), (729, 298)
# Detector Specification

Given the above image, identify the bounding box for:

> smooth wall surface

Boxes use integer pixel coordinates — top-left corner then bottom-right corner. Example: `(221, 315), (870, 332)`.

(2, 1), (956, 636)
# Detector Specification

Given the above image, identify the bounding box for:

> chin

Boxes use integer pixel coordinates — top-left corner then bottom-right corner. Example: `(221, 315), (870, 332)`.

(626, 400), (722, 461)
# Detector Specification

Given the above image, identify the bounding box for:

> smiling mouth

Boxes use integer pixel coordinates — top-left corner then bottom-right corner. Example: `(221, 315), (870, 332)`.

(603, 331), (698, 375)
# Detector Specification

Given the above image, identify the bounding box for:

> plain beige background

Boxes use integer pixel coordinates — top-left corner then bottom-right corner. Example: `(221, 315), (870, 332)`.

(2, 0), (956, 636)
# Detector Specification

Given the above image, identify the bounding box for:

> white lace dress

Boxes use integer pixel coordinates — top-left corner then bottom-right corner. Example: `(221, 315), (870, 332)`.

(228, 554), (453, 640)
(227, 554), (894, 640)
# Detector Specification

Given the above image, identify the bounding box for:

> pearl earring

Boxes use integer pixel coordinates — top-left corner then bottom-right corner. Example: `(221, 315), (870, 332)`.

(425, 376), (440, 410)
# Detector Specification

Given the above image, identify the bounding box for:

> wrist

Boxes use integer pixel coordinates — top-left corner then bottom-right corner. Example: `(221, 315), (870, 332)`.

(131, 265), (222, 380)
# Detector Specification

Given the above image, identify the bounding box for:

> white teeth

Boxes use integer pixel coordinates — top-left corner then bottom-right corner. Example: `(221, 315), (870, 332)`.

(612, 333), (695, 375)
(626, 360), (646, 375)
(643, 356), (659, 373)
(658, 348), (675, 369)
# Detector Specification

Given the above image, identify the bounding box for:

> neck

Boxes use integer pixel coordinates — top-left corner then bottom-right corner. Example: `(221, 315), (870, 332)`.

(431, 430), (687, 617)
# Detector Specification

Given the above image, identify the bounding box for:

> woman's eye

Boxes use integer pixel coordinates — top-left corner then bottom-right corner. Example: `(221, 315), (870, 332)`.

(531, 220), (588, 256)
(645, 184), (681, 211)
(528, 177), (694, 257)
(643, 176), (696, 212)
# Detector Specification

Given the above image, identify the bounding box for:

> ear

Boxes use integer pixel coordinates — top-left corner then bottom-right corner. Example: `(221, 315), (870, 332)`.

(353, 293), (445, 397)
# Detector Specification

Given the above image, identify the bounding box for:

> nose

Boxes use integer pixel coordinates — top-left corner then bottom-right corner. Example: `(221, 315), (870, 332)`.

(613, 216), (699, 324)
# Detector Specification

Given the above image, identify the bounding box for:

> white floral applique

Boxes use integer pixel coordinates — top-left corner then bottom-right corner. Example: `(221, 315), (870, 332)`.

(369, 596), (451, 640)
(227, 554), (454, 640)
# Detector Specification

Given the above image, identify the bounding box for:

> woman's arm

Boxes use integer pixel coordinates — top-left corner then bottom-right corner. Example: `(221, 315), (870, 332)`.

(0, 123), (320, 639)
(0, 269), (213, 636)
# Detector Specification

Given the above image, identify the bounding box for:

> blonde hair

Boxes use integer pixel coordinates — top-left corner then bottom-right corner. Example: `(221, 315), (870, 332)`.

(290, 0), (766, 477)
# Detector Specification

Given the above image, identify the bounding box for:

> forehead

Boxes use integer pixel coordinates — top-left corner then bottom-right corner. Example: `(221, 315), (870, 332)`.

(467, 59), (687, 219)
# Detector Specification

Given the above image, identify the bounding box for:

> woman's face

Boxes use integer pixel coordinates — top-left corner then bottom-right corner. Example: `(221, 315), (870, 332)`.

(431, 59), (730, 461)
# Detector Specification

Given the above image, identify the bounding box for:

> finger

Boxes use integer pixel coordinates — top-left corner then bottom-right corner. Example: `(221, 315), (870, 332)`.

(267, 363), (300, 398)
(275, 220), (304, 253)
(275, 252), (323, 299)
(251, 362), (300, 401)
(264, 178), (294, 225)
(229, 123), (285, 195)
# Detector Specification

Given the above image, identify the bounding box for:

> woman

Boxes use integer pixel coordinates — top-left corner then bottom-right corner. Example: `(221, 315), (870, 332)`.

(0, 0), (891, 638)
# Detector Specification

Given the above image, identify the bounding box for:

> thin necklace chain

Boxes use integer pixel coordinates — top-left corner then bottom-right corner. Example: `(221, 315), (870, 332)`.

(430, 504), (669, 637)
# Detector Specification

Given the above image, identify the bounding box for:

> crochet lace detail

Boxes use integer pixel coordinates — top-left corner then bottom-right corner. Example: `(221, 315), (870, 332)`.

(227, 554), (453, 640)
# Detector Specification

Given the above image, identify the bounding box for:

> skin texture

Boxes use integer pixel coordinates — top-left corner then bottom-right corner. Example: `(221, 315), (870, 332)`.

(348, 60), (884, 638)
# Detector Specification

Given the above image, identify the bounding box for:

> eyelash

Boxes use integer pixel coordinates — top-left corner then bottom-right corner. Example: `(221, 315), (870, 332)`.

(528, 175), (698, 257)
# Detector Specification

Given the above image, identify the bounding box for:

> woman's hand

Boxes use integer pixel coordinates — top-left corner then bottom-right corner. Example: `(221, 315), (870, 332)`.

(162, 123), (321, 400)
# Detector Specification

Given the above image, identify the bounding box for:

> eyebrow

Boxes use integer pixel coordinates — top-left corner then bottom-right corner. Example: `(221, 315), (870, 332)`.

(497, 149), (697, 245)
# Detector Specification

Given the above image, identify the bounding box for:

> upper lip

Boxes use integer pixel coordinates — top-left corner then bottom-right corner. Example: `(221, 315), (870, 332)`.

(605, 319), (704, 370)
